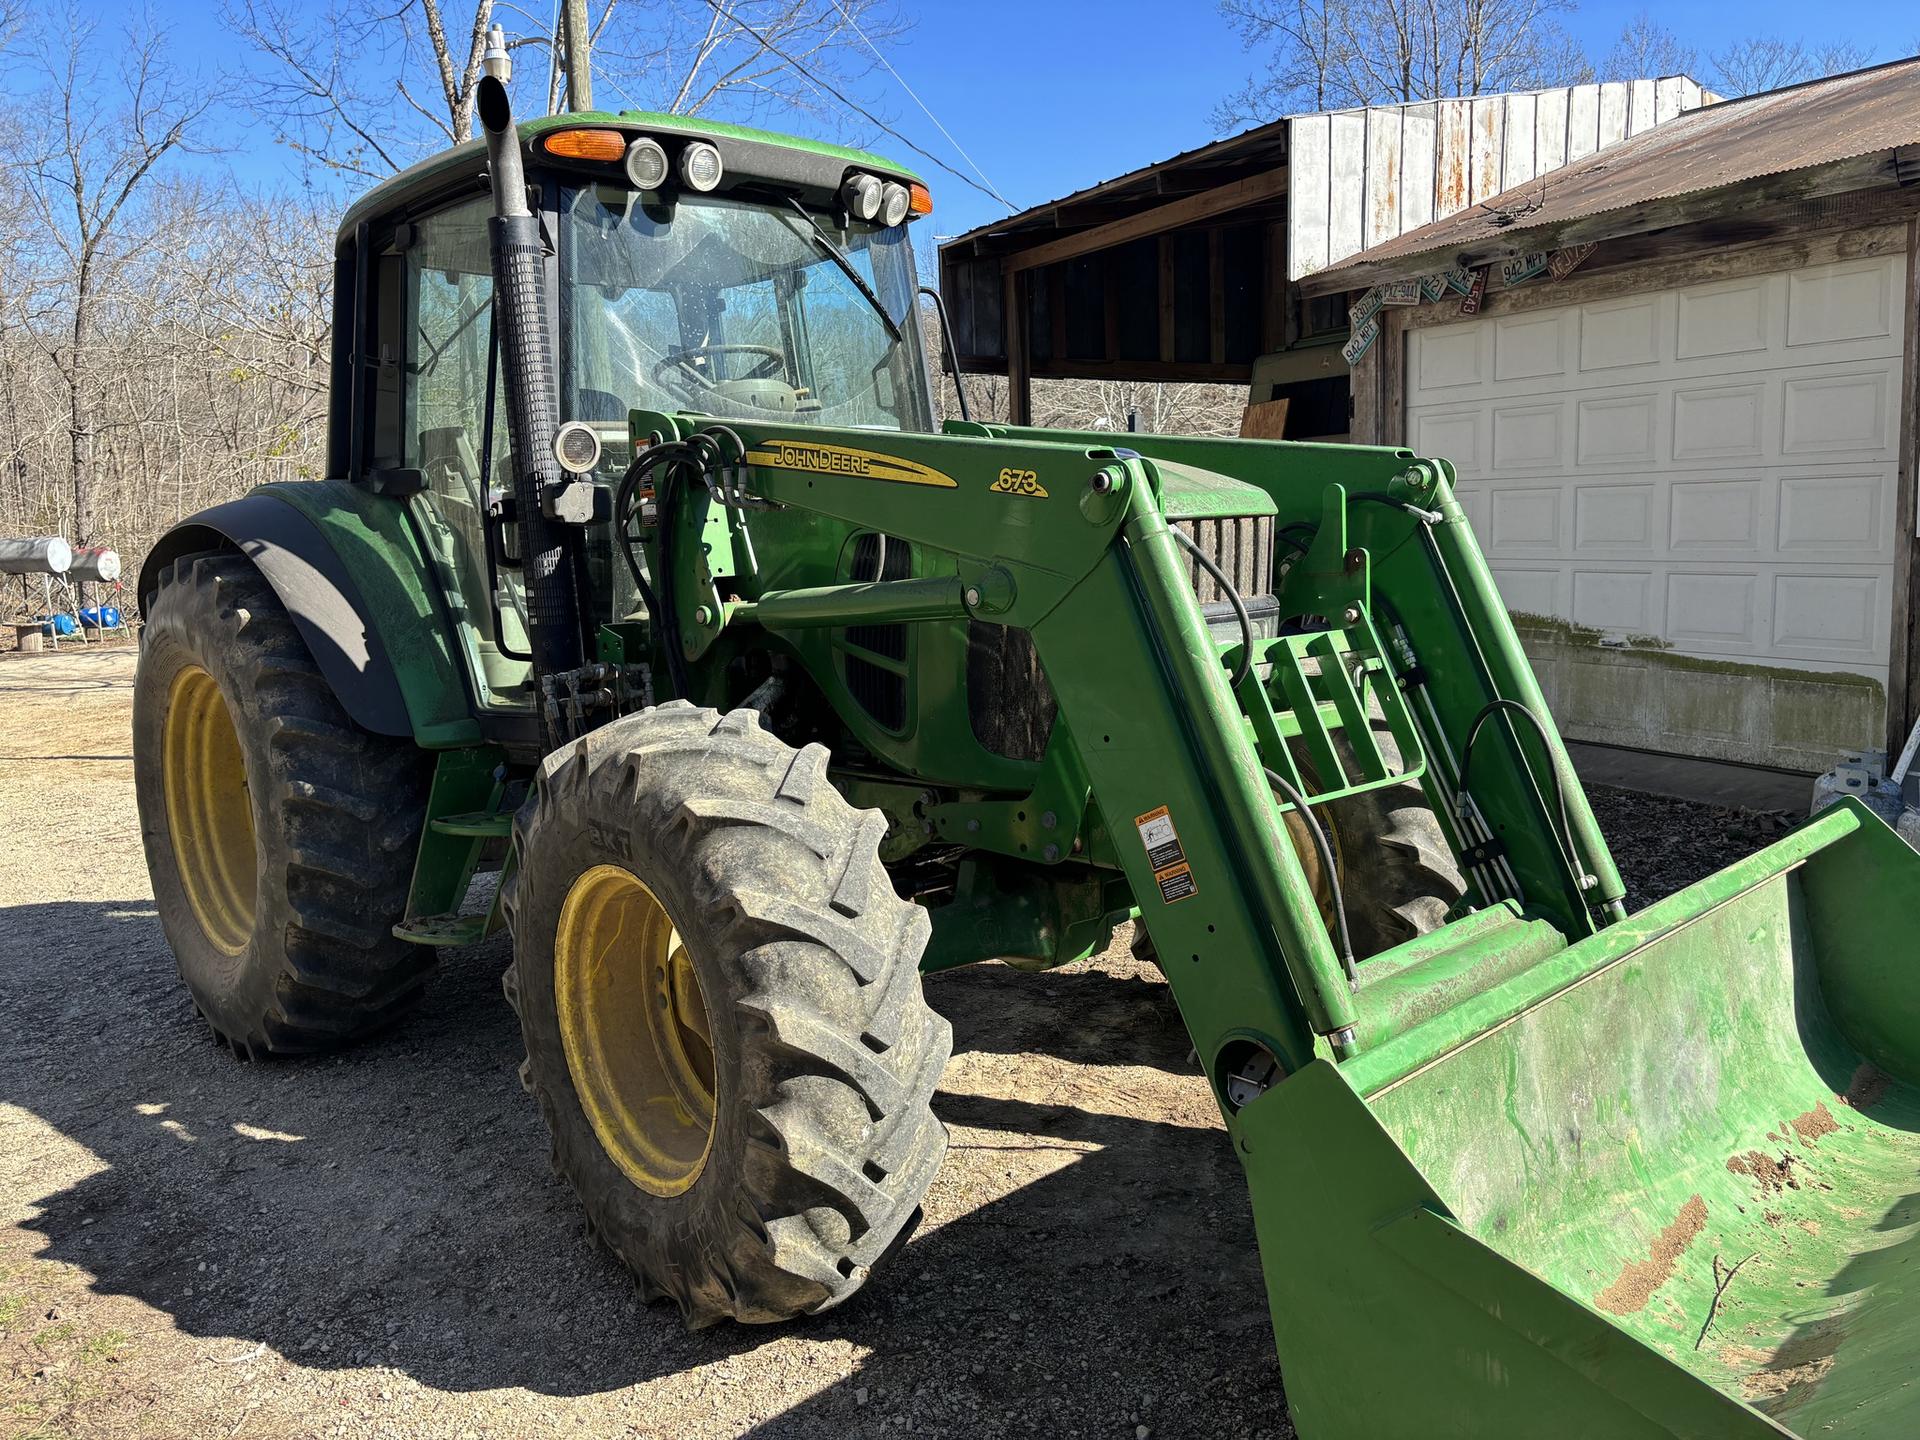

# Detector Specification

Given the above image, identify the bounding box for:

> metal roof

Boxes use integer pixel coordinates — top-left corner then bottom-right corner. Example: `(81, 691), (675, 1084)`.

(942, 119), (1289, 250)
(1301, 56), (1920, 290)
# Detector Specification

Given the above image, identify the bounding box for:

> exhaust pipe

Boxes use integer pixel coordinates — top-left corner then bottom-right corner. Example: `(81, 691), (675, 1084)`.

(477, 53), (586, 724)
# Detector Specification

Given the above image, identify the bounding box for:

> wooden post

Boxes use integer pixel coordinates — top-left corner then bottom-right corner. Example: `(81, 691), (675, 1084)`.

(562, 0), (593, 110)
(1005, 268), (1032, 427)
(1890, 216), (1920, 756)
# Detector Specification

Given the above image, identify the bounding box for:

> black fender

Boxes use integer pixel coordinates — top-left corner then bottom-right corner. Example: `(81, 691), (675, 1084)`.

(137, 495), (412, 738)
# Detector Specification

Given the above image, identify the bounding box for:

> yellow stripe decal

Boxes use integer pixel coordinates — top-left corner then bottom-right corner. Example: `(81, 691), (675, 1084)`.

(744, 440), (958, 489)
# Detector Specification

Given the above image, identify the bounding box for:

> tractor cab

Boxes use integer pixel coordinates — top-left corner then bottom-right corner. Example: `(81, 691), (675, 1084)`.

(330, 113), (935, 712)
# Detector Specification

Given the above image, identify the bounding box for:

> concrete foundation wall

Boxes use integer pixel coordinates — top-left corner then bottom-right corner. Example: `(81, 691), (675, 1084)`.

(1518, 618), (1882, 773)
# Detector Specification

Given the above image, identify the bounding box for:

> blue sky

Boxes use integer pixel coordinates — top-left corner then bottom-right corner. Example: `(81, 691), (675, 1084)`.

(115, 0), (1920, 242)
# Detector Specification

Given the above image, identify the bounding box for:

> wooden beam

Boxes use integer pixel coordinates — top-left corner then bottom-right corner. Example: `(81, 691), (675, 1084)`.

(1031, 357), (1255, 384)
(1208, 230), (1226, 365)
(1891, 214), (1920, 756)
(1005, 268), (1031, 426)
(1262, 221), (1287, 355)
(1398, 213), (1916, 330)
(1158, 235), (1175, 363)
(1005, 165), (1289, 274)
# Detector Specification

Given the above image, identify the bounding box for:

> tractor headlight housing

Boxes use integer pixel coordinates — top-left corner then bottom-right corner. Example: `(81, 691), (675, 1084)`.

(624, 136), (669, 191)
(880, 182), (911, 227)
(679, 141), (724, 192)
(553, 421), (603, 475)
(842, 172), (883, 222)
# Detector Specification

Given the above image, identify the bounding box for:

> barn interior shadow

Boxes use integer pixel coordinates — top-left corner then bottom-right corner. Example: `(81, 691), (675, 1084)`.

(2, 898), (1286, 1435)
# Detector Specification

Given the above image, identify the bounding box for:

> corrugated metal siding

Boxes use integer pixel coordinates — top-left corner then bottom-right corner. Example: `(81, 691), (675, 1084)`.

(1287, 77), (1710, 279)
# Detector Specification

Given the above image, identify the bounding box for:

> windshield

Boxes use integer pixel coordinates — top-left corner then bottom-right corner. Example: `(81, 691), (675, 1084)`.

(561, 185), (931, 432)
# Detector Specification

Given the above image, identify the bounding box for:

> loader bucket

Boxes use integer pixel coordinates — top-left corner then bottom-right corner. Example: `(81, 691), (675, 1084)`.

(1235, 799), (1920, 1439)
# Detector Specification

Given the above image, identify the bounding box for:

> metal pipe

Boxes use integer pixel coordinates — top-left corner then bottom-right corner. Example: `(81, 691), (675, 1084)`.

(726, 575), (969, 630)
(916, 285), (971, 423)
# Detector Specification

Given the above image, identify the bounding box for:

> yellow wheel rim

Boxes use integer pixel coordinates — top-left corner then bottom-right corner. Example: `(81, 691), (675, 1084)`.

(161, 665), (258, 955)
(554, 864), (716, 1196)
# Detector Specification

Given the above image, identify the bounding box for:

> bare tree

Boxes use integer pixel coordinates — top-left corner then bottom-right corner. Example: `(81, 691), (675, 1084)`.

(1709, 36), (1875, 97)
(14, 14), (213, 576)
(1215, 0), (1590, 125)
(228, 0), (909, 182)
(1597, 13), (1698, 83)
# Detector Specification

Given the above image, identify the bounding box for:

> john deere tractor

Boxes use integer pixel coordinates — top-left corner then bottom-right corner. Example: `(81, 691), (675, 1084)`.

(134, 43), (1920, 1438)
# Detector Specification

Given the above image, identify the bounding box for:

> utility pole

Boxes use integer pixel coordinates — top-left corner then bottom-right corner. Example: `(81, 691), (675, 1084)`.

(561, 0), (593, 111)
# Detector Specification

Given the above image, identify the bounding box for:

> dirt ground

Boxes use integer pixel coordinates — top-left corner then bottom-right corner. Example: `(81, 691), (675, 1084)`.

(0, 647), (1787, 1440)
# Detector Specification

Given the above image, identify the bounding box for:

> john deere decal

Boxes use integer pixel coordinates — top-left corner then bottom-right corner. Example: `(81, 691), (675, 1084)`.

(744, 440), (957, 488)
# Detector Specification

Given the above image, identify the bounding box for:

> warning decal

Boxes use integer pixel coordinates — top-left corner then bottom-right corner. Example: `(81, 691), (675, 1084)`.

(1135, 805), (1198, 904)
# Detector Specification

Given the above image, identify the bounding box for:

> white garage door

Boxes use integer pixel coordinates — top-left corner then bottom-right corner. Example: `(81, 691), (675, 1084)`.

(1405, 254), (1907, 770)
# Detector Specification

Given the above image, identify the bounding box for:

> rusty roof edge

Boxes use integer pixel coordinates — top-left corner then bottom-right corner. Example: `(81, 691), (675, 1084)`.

(1295, 58), (1920, 295)
(1295, 147), (1905, 297)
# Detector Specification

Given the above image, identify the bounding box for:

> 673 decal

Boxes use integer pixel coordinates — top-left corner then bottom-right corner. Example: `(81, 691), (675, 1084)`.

(990, 467), (1048, 498)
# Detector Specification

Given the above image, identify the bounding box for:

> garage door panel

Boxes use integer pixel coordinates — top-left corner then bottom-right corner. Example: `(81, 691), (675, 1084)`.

(1489, 565), (1561, 617)
(1672, 382), (1767, 461)
(1772, 573), (1883, 660)
(1676, 276), (1774, 360)
(1781, 370), (1891, 456)
(1787, 259), (1897, 349)
(1666, 572), (1762, 649)
(1777, 471), (1888, 556)
(1488, 486), (1562, 551)
(1491, 402), (1564, 470)
(1669, 478), (1765, 554)
(1573, 482), (1656, 550)
(1571, 568), (1657, 634)
(1577, 294), (1664, 372)
(1414, 322), (1484, 392)
(1412, 409), (1482, 476)
(1493, 310), (1571, 381)
(1575, 392), (1659, 466)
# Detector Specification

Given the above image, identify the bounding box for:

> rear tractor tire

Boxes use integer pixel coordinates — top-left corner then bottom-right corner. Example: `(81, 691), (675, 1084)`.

(133, 551), (433, 1056)
(503, 702), (952, 1325)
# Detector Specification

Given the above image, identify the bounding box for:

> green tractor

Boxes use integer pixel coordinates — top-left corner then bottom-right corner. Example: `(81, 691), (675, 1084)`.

(133, 48), (1920, 1439)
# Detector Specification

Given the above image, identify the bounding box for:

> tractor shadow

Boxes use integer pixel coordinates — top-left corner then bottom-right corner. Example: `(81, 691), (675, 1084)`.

(2, 899), (1284, 1434)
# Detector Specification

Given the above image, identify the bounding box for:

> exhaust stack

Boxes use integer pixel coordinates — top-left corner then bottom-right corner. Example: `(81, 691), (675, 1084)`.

(477, 69), (586, 721)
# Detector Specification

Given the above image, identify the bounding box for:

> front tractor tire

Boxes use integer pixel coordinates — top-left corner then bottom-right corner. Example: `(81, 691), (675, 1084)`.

(503, 703), (952, 1325)
(134, 551), (433, 1057)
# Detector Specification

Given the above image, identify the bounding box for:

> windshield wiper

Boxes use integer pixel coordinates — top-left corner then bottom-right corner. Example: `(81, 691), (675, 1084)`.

(776, 196), (902, 343)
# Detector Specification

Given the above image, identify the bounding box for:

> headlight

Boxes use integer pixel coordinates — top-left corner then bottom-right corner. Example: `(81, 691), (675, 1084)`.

(624, 136), (668, 190)
(553, 421), (603, 475)
(679, 141), (724, 192)
(842, 172), (882, 222)
(880, 182), (910, 227)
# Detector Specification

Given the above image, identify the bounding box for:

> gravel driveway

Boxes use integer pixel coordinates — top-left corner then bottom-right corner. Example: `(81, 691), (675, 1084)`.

(0, 646), (1787, 1440)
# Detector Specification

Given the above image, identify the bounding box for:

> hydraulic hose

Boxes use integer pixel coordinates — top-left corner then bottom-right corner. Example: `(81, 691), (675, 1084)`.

(1263, 768), (1357, 987)
(1172, 526), (1254, 690)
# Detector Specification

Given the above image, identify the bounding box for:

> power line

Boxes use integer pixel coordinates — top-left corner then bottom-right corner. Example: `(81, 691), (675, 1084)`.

(825, 0), (1012, 209)
(694, 0), (1012, 210)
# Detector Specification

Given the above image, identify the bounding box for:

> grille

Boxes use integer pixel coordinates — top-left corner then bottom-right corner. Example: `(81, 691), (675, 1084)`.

(842, 533), (910, 731)
(1174, 514), (1276, 605)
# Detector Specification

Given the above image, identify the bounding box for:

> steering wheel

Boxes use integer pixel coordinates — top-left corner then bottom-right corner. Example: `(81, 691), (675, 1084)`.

(654, 343), (789, 392)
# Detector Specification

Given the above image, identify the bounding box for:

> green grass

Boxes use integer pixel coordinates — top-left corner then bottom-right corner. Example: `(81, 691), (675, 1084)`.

(0, 1297), (25, 1333)
(28, 1324), (75, 1349)
(77, 1331), (128, 1366)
